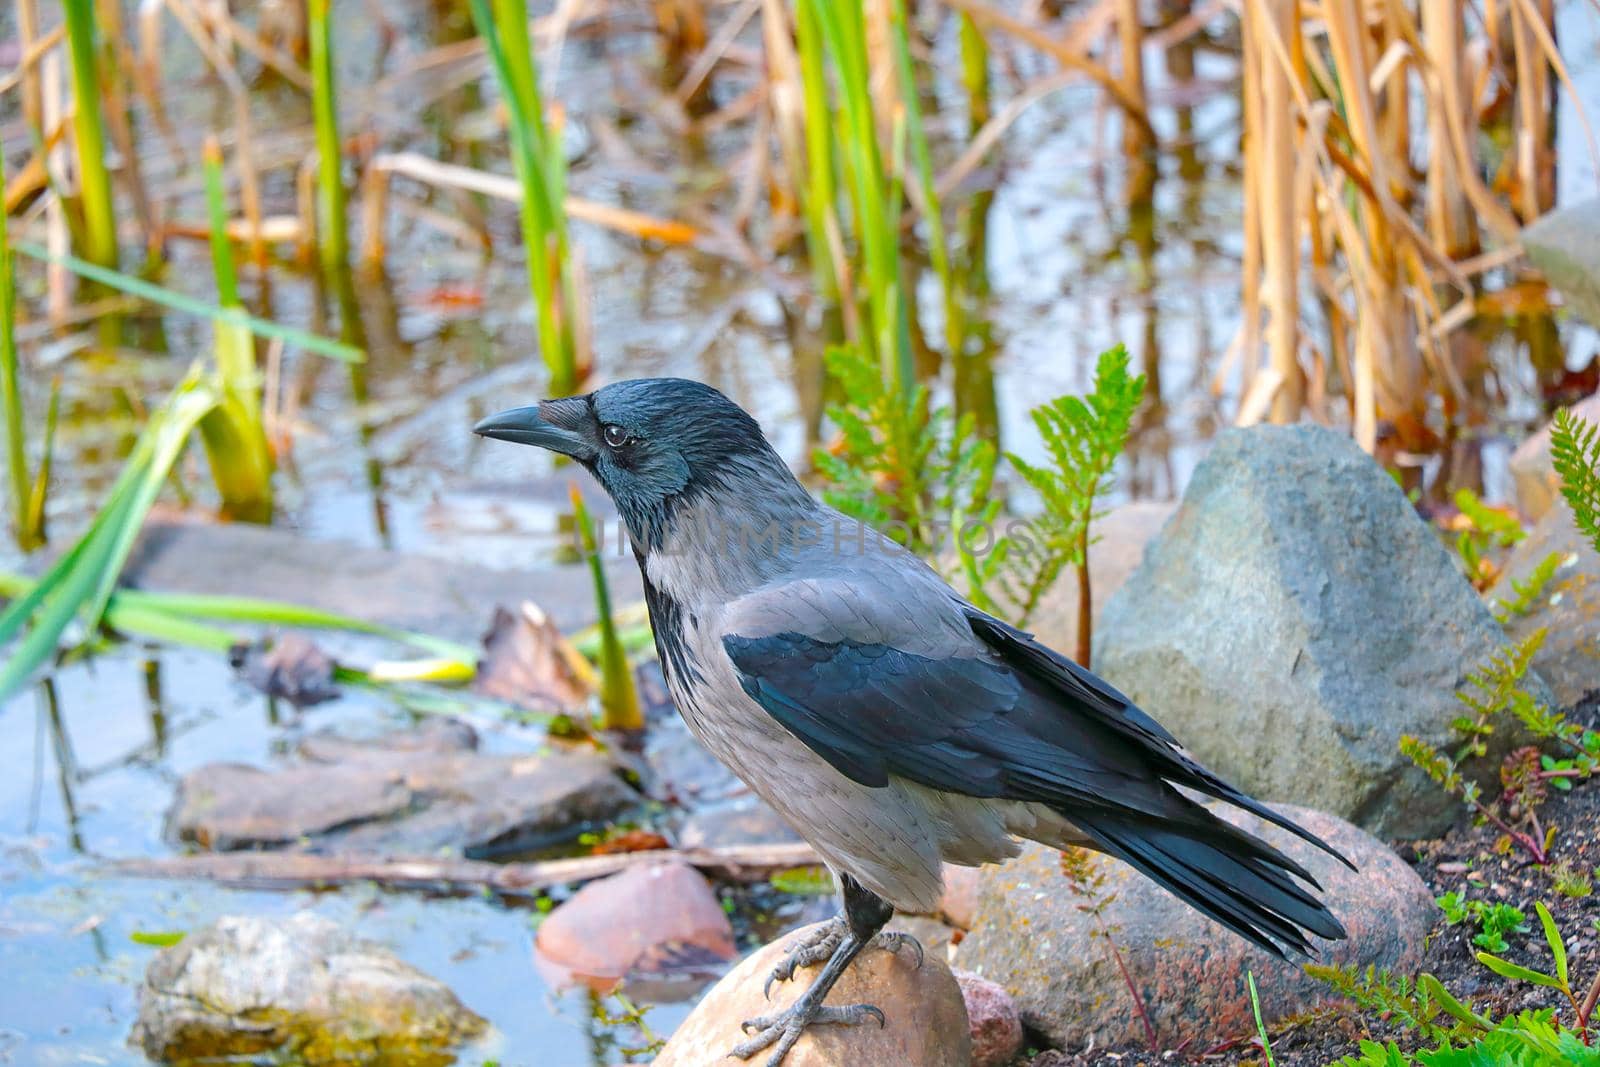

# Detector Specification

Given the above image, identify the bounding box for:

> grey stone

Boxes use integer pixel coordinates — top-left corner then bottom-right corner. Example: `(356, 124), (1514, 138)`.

(297, 718), (479, 763)
(168, 762), (413, 850)
(1509, 394), (1600, 522)
(124, 519), (640, 647)
(955, 805), (1434, 1051)
(131, 912), (485, 1064)
(1486, 505), (1600, 708)
(171, 743), (638, 857)
(1524, 198), (1600, 327)
(1093, 424), (1549, 838)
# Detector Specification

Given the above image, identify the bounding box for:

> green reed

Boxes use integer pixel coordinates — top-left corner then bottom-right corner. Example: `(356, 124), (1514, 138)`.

(197, 137), (273, 523)
(62, 0), (118, 270)
(794, 0), (840, 310)
(469, 0), (581, 395)
(890, 0), (961, 364)
(800, 0), (913, 392)
(307, 0), (351, 283)
(569, 484), (643, 731)
(0, 237), (360, 702)
(1, 154), (41, 551)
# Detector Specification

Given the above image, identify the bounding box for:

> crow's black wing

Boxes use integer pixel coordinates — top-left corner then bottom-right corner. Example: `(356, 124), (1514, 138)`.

(964, 609), (1352, 866)
(720, 578), (1351, 957)
(722, 628), (1171, 815)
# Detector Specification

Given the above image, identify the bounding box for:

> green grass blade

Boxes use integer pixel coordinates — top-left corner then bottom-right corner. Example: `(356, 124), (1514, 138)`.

(1536, 902), (1568, 990)
(11, 242), (363, 363)
(62, 0), (118, 270)
(468, 0), (578, 394)
(0, 150), (31, 551)
(1247, 971), (1277, 1067)
(26, 377), (59, 545)
(202, 138), (241, 309)
(570, 483), (641, 731)
(307, 0), (350, 282)
(889, 0), (960, 359)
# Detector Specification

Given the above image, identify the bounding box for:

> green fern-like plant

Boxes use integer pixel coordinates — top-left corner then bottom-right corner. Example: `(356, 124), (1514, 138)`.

(1493, 552), (1563, 623)
(982, 345), (1144, 663)
(815, 344), (999, 564)
(1550, 408), (1600, 553)
(1451, 629), (1547, 760)
(1401, 629), (1555, 863)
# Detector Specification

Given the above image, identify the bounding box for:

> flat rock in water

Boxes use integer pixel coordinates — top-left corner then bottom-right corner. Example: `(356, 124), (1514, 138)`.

(534, 862), (736, 987)
(955, 805), (1434, 1051)
(653, 920), (972, 1067)
(1508, 393), (1600, 521)
(1094, 424), (1549, 838)
(123, 519), (640, 645)
(298, 719), (479, 762)
(1523, 198), (1600, 327)
(1486, 505), (1600, 708)
(170, 740), (637, 856)
(169, 762), (413, 850)
(131, 912), (485, 1065)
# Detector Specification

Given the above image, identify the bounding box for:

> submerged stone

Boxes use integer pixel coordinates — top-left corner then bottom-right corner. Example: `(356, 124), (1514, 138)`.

(131, 912), (485, 1065)
(170, 739), (638, 857)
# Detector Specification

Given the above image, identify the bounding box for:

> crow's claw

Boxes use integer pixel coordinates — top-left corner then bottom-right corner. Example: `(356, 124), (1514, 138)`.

(731, 1002), (885, 1065)
(870, 929), (924, 969)
(763, 918), (845, 999)
(762, 921), (924, 998)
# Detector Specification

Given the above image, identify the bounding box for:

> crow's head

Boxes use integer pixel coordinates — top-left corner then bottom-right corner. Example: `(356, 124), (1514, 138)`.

(474, 378), (800, 548)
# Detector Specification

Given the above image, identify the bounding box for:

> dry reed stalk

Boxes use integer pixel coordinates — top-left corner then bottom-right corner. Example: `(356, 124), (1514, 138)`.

(41, 51), (71, 324)
(1231, 0), (1585, 454)
(1116, 0), (1154, 205)
(1422, 0), (1478, 258)
(940, 0), (1157, 146)
(94, 0), (161, 258)
(1248, 0), (1299, 422)
(356, 153), (699, 267)
(760, 0), (809, 241)
(14, 0), (47, 145)
(161, 0), (270, 265)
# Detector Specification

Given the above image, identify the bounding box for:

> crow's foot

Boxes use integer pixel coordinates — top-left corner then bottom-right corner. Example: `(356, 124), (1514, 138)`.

(731, 1001), (885, 1065)
(762, 919), (923, 999)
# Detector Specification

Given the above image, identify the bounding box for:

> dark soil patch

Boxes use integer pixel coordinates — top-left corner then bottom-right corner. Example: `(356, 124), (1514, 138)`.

(1026, 694), (1600, 1067)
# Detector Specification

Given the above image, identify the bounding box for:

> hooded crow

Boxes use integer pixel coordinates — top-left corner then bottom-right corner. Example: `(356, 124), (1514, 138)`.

(475, 378), (1350, 1065)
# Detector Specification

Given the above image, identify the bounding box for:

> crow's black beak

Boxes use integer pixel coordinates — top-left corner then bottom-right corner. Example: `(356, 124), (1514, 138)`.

(473, 399), (597, 462)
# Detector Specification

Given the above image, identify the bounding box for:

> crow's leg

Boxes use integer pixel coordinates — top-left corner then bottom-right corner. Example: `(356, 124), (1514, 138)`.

(761, 918), (923, 998)
(732, 875), (917, 1066)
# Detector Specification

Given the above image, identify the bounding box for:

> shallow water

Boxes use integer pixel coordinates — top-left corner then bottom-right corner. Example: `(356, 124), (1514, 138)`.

(3, 3), (1600, 1065)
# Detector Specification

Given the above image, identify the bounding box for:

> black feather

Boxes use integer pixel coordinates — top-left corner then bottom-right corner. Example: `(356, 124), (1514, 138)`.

(723, 623), (1351, 956)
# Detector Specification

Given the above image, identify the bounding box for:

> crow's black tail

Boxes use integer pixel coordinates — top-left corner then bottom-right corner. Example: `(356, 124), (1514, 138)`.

(1069, 802), (1349, 959)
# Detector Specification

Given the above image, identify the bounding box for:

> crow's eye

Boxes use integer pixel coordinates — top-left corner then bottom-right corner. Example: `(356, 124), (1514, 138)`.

(602, 424), (632, 448)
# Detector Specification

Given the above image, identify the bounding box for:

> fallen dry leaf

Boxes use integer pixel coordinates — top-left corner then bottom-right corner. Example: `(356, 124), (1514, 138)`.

(473, 604), (593, 713)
